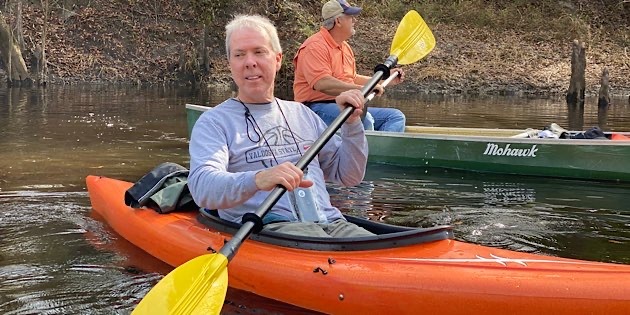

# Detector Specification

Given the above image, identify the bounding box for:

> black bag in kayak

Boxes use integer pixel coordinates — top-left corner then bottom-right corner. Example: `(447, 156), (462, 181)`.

(124, 162), (198, 213)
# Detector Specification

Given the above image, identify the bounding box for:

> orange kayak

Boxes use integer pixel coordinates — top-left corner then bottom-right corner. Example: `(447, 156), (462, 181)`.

(87, 175), (630, 314)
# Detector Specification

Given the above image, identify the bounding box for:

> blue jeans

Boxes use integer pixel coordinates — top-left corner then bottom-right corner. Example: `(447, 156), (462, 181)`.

(307, 102), (406, 132)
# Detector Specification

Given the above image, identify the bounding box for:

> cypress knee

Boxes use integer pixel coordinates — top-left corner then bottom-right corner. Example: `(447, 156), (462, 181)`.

(566, 40), (586, 107)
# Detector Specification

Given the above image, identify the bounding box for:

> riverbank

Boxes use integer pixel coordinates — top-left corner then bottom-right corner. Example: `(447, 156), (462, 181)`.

(10, 1), (630, 97)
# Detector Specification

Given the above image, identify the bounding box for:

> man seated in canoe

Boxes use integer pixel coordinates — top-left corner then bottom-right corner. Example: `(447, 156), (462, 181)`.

(293, 0), (406, 132)
(188, 14), (374, 238)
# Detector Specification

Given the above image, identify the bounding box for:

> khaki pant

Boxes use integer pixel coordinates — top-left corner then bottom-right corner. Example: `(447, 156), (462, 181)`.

(262, 219), (374, 238)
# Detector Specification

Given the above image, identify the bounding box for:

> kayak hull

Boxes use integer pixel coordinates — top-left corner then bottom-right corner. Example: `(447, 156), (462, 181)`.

(87, 175), (630, 314)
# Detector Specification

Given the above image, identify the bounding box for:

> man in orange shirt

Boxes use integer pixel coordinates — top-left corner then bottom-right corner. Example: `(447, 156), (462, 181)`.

(293, 0), (406, 132)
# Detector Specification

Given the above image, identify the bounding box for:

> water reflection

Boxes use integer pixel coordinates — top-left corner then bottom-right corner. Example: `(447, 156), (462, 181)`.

(0, 86), (196, 191)
(331, 164), (630, 264)
(1, 86), (629, 314)
(567, 103), (585, 130)
(370, 93), (630, 131)
(598, 105), (609, 130)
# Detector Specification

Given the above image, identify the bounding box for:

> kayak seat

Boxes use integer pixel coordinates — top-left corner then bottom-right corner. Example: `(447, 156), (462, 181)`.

(198, 208), (453, 251)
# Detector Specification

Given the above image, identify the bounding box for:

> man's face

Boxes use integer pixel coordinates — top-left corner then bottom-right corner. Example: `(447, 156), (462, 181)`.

(336, 14), (357, 37)
(228, 27), (282, 103)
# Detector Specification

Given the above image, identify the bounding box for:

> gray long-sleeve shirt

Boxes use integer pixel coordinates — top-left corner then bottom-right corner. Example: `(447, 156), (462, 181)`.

(188, 98), (368, 224)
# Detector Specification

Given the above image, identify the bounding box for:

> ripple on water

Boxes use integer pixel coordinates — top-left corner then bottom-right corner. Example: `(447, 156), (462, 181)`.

(327, 175), (630, 264)
(0, 190), (151, 314)
(2, 189), (317, 314)
(0, 262), (160, 314)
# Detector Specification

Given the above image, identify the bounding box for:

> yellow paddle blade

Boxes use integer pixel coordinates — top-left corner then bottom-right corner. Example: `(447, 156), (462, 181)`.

(132, 253), (229, 315)
(390, 10), (436, 65)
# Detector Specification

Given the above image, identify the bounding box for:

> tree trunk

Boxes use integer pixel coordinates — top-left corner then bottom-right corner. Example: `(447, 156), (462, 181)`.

(0, 13), (30, 84)
(38, 0), (50, 85)
(16, 2), (25, 51)
(566, 40), (586, 107)
(201, 24), (210, 76)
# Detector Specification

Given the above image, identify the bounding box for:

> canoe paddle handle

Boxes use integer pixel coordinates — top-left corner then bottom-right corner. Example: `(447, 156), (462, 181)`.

(361, 56), (400, 121)
(366, 70), (400, 102)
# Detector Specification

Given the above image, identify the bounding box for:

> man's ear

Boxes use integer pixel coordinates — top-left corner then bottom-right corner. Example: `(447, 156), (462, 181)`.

(275, 52), (283, 72)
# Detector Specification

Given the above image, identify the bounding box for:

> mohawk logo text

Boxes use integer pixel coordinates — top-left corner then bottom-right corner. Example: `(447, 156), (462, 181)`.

(483, 143), (538, 157)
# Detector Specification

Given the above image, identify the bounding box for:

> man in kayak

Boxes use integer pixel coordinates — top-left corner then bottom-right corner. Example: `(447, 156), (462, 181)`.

(188, 14), (374, 238)
(293, 0), (406, 132)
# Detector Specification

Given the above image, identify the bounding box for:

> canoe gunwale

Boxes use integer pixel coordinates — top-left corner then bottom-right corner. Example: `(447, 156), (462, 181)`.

(366, 130), (630, 145)
(185, 103), (211, 112)
(198, 208), (454, 251)
(186, 103), (630, 142)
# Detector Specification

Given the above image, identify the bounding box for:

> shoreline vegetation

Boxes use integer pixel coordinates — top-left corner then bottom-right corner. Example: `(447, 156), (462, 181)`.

(1, 0), (628, 98)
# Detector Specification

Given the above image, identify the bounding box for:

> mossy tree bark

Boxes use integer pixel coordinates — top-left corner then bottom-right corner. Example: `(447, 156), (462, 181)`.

(0, 12), (30, 85)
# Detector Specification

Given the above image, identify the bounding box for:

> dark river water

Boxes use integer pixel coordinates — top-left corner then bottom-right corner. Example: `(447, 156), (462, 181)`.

(1, 85), (629, 314)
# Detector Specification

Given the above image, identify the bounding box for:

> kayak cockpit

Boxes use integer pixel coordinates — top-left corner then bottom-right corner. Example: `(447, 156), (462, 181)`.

(198, 208), (453, 251)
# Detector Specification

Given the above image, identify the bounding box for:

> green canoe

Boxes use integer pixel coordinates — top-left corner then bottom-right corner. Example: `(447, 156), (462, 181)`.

(186, 104), (630, 182)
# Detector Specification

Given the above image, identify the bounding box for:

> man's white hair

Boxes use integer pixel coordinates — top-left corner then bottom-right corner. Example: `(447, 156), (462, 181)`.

(225, 14), (283, 59)
(322, 13), (343, 30)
